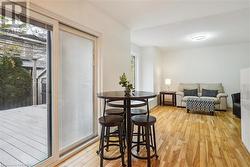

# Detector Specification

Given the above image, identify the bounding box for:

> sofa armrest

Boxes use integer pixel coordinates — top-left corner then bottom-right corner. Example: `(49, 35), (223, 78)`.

(217, 93), (228, 110)
(176, 91), (184, 96)
(176, 91), (184, 107)
(217, 93), (228, 98)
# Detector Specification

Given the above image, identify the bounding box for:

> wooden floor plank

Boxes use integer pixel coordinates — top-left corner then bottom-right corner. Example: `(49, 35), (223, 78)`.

(58, 106), (250, 167)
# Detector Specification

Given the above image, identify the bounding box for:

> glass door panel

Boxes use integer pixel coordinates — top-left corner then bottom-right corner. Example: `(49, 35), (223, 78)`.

(59, 25), (96, 152)
(0, 3), (52, 166)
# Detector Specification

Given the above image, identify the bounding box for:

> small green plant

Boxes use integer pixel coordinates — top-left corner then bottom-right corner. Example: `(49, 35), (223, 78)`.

(119, 73), (134, 94)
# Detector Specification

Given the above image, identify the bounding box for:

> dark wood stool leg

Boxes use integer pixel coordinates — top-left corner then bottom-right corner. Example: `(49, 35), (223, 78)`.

(142, 127), (145, 142)
(123, 123), (126, 150)
(106, 127), (110, 151)
(152, 124), (158, 159)
(137, 125), (141, 153)
(97, 127), (103, 155)
(131, 123), (134, 139)
(145, 125), (151, 167)
(118, 124), (125, 166)
(123, 100), (127, 139)
(100, 126), (105, 167)
(149, 126), (153, 150)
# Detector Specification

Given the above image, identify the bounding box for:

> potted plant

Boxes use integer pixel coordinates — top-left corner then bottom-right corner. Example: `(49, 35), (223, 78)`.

(119, 73), (134, 96)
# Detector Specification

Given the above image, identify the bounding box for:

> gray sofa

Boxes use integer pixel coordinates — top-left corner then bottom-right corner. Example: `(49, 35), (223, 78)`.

(176, 83), (228, 111)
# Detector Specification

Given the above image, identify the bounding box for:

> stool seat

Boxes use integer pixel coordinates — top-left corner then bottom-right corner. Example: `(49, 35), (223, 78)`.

(105, 108), (124, 115)
(132, 115), (156, 126)
(131, 109), (147, 115)
(99, 115), (123, 127)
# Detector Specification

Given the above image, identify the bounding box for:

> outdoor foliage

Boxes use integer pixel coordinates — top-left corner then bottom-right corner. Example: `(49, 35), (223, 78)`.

(0, 55), (32, 102)
(0, 15), (32, 105)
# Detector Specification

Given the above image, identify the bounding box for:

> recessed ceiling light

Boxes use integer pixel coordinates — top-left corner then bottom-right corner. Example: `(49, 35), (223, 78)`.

(191, 35), (207, 41)
(189, 33), (211, 42)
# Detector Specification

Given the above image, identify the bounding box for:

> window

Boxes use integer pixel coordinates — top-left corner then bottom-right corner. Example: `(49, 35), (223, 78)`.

(131, 55), (136, 89)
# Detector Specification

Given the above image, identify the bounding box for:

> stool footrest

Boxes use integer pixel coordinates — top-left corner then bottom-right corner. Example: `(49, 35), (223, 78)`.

(131, 144), (158, 159)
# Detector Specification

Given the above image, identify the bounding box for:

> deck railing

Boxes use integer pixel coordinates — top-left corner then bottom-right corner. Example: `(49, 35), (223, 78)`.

(0, 96), (33, 110)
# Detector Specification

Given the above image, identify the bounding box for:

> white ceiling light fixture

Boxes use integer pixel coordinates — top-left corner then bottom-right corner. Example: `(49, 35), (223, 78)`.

(189, 33), (212, 42)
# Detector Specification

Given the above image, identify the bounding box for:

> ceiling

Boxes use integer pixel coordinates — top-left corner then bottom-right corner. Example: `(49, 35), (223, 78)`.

(88, 0), (250, 50)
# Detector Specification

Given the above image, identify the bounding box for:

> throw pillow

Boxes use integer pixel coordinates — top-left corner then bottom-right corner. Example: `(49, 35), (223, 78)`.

(184, 89), (198, 96)
(202, 89), (218, 97)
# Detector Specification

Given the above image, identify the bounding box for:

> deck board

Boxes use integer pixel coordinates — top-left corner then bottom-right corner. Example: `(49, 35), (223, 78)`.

(0, 119), (47, 143)
(0, 132), (47, 160)
(0, 105), (48, 166)
(0, 148), (24, 167)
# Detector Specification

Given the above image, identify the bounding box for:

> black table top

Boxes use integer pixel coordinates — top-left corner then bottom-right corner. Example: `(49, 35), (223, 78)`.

(97, 91), (156, 100)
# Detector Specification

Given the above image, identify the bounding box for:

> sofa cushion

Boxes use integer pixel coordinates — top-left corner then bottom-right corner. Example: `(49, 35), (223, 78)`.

(184, 89), (198, 96)
(200, 97), (220, 104)
(182, 96), (199, 102)
(202, 89), (218, 97)
(200, 83), (224, 93)
(178, 83), (199, 92)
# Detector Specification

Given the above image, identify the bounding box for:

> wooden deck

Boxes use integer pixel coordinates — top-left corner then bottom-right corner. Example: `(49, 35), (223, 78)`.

(0, 105), (48, 167)
(58, 106), (250, 167)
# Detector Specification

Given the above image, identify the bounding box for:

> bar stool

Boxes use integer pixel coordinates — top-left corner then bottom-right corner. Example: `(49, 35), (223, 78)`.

(131, 108), (147, 143)
(131, 108), (147, 116)
(131, 99), (149, 143)
(105, 100), (126, 151)
(97, 99), (125, 167)
(131, 102), (158, 167)
(105, 108), (124, 115)
(106, 99), (147, 145)
(98, 115), (125, 167)
(118, 99), (147, 144)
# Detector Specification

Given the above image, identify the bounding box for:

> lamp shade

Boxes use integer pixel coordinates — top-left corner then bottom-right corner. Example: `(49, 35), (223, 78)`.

(165, 78), (171, 85)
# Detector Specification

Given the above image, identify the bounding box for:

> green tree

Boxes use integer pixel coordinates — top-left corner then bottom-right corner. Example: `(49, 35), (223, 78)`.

(0, 55), (32, 104)
(0, 15), (32, 104)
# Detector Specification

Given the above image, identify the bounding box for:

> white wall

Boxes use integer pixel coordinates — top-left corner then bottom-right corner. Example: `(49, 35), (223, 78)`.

(131, 45), (162, 108)
(161, 43), (250, 107)
(154, 48), (162, 94)
(140, 47), (155, 92)
(241, 68), (250, 153)
(138, 46), (162, 93)
(31, 0), (131, 91)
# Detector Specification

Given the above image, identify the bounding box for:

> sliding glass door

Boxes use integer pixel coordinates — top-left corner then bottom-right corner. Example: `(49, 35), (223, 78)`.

(59, 25), (97, 153)
(0, 2), (99, 165)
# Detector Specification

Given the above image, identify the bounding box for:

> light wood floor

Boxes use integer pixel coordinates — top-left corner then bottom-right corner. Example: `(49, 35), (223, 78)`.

(58, 106), (250, 167)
